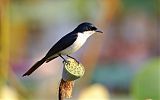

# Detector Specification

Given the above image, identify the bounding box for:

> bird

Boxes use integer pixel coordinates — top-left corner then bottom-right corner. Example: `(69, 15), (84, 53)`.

(23, 22), (103, 76)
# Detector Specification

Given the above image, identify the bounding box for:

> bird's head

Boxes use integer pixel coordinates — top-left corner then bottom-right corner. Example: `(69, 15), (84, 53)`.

(73, 22), (103, 36)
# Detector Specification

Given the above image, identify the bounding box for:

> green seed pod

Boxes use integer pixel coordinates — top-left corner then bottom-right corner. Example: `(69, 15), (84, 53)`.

(62, 58), (85, 81)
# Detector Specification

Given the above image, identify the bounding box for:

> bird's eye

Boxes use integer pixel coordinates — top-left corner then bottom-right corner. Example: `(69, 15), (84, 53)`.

(90, 27), (97, 30)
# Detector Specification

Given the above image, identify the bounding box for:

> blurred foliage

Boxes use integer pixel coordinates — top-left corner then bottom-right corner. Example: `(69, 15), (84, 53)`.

(132, 58), (160, 100)
(122, 0), (157, 13)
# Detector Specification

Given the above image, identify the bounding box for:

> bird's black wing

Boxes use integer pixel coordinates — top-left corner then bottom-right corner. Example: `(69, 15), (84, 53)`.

(45, 32), (78, 58)
(23, 32), (78, 76)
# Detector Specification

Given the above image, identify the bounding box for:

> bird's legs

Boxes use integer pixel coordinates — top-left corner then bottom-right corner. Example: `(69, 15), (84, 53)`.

(67, 55), (79, 64)
(59, 55), (68, 63)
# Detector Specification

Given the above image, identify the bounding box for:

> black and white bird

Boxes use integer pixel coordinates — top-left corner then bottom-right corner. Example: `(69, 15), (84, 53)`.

(23, 22), (103, 76)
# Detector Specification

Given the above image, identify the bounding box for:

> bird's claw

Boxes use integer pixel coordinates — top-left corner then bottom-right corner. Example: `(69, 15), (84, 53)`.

(63, 60), (70, 65)
(67, 55), (79, 65)
(75, 60), (80, 65)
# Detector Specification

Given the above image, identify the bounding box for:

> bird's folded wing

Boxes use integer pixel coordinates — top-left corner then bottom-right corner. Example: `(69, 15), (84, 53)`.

(45, 33), (78, 58)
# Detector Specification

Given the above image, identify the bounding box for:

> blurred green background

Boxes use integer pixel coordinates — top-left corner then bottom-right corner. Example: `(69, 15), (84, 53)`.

(0, 0), (159, 100)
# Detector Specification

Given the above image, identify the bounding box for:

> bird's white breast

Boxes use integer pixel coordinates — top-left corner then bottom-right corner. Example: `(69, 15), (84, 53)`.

(60, 31), (94, 55)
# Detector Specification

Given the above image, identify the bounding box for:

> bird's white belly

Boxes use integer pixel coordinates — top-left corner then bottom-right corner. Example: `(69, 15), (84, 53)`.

(60, 33), (89, 55)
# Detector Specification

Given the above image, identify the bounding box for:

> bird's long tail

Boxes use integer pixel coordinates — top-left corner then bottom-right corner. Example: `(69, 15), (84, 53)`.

(23, 57), (46, 76)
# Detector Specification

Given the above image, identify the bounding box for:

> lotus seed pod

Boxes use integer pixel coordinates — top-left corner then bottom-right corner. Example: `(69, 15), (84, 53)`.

(62, 58), (85, 81)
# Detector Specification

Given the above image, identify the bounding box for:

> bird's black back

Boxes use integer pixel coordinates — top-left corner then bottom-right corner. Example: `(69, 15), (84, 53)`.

(45, 32), (78, 58)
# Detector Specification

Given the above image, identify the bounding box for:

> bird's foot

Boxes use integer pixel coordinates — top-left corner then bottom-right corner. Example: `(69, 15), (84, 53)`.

(63, 59), (70, 65)
(67, 55), (79, 64)
(59, 55), (69, 64)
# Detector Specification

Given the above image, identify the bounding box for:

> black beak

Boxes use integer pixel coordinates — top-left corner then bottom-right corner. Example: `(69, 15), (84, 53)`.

(95, 29), (103, 33)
